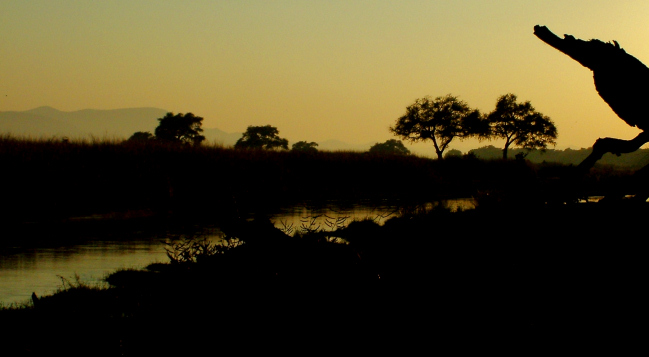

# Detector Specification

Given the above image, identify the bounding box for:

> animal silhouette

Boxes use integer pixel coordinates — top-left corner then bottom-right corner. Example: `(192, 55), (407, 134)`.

(534, 25), (649, 171)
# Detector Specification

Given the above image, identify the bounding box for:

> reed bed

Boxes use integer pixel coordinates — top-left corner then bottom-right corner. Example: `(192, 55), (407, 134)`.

(0, 134), (638, 226)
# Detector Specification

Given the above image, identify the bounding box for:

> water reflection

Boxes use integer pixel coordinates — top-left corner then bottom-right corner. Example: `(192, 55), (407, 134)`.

(0, 239), (169, 306)
(0, 199), (475, 306)
(267, 198), (476, 231)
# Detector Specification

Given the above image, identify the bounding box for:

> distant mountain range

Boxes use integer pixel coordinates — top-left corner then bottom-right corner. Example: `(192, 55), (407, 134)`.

(4, 107), (648, 166)
(0, 106), (247, 147)
(0, 106), (376, 151)
(0, 106), (168, 140)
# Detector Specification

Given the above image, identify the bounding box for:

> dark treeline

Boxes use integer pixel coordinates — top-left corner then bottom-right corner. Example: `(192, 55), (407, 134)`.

(0, 135), (643, 226)
(469, 145), (649, 168)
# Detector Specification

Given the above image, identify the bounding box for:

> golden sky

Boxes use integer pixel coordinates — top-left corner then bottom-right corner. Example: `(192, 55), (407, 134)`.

(2, 1), (649, 153)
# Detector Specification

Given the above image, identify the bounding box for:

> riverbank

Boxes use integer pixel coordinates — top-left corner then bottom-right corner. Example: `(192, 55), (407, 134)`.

(2, 201), (646, 354)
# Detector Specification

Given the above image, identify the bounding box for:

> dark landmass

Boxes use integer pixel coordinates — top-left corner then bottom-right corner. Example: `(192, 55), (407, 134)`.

(469, 144), (649, 169)
(2, 203), (646, 354)
(0, 106), (168, 139)
(2, 136), (647, 354)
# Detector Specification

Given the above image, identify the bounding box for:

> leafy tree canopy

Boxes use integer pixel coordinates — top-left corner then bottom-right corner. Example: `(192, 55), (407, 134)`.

(369, 139), (410, 155)
(291, 141), (318, 152)
(390, 94), (482, 159)
(235, 125), (289, 150)
(486, 94), (557, 159)
(154, 112), (206, 145)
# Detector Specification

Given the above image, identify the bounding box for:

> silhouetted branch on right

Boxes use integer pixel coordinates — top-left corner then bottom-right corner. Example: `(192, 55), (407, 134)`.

(534, 25), (649, 174)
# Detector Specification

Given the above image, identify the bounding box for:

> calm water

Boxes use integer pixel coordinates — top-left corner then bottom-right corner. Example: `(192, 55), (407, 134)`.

(0, 199), (475, 306)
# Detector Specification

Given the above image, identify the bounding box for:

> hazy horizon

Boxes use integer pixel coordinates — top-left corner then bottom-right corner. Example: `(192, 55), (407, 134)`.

(2, 1), (649, 153)
(0, 105), (596, 156)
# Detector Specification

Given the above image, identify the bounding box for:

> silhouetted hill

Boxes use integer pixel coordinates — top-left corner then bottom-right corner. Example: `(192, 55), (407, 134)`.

(0, 106), (169, 139)
(317, 139), (372, 152)
(0, 107), (383, 150)
(469, 145), (649, 168)
(202, 127), (242, 146)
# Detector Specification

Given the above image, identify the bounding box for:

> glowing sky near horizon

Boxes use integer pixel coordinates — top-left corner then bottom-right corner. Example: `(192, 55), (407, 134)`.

(2, 1), (649, 154)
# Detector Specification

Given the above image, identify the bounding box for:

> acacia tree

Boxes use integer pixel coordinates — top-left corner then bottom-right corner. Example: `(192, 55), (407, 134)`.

(154, 112), (206, 145)
(390, 94), (482, 159)
(369, 139), (410, 155)
(487, 94), (557, 159)
(235, 125), (289, 150)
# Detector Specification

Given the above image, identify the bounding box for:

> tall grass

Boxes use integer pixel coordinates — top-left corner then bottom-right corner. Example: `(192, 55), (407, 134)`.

(1, 134), (638, 226)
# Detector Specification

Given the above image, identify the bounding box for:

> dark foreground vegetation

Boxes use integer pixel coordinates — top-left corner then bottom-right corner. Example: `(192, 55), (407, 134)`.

(470, 144), (649, 169)
(2, 203), (647, 354)
(1, 135), (645, 226)
(2, 136), (648, 354)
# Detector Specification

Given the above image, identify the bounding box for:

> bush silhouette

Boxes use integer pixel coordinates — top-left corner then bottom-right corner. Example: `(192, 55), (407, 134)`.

(126, 131), (154, 143)
(154, 112), (206, 145)
(291, 141), (318, 153)
(369, 139), (410, 155)
(235, 125), (288, 150)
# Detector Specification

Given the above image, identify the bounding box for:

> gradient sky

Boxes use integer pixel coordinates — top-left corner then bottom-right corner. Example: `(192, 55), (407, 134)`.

(2, 1), (649, 153)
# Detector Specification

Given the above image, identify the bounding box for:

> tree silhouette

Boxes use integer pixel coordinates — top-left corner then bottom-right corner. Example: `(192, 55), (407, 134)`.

(126, 131), (154, 143)
(291, 141), (318, 152)
(535, 25), (649, 174)
(369, 139), (410, 155)
(390, 94), (482, 159)
(154, 112), (206, 145)
(235, 125), (289, 150)
(486, 94), (557, 160)
(444, 149), (463, 159)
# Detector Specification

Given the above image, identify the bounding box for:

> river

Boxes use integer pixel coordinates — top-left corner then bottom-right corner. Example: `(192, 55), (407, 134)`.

(0, 199), (475, 306)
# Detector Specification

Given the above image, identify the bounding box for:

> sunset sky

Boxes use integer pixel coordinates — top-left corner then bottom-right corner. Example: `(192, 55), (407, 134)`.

(2, 1), (649, 154)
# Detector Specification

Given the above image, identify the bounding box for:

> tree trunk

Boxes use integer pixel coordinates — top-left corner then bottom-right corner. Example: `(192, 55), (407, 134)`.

(432, 138), (443, 159)
(502, 141), (511, 160)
